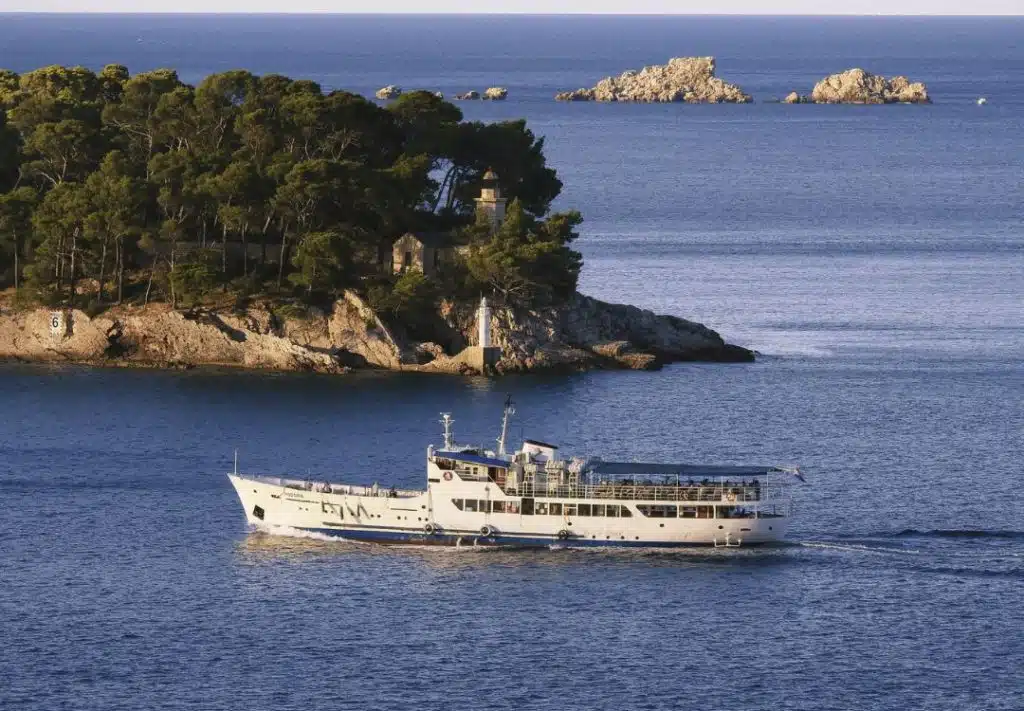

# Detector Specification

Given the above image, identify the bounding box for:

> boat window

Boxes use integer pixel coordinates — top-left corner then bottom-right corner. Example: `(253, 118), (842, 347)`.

(618, 505), (633, 518)
(479, 500), (491, 513)
(563, 504), (577, 517)
(535, 502), (548, 515)
(592, 504), (606, 517)
(452, 498), (464, 510)
(637, 505), (677, 518)
(679, 506), (698, 518)
(578, 504), (591, 516)
(717, 506), (755, 519)
(464, 499), (478, 512)
(549, 503), (562, 516)
(697, 506), (713, 519)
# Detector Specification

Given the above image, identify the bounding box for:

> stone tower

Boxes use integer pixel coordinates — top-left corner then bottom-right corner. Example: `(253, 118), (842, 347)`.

(474, 169), (507, 233)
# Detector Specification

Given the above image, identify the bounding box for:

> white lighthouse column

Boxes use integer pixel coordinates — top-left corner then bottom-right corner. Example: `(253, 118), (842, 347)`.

(462, 296), (500, 375)
(478, 297), (491, 348)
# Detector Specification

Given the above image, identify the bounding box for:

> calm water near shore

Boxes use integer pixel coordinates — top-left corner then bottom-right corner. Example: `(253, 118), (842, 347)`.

(1, 14), (1023, 711)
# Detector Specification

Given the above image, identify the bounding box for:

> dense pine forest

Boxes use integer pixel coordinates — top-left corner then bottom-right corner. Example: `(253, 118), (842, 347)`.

(0, 65), (582, 325)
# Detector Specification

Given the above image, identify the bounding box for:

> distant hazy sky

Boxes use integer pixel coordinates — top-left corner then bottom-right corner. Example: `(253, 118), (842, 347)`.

(1, 0), (1020, 13)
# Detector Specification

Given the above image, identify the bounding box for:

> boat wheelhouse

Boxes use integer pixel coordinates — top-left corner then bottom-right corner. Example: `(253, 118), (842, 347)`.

(228, 402), (801, 548)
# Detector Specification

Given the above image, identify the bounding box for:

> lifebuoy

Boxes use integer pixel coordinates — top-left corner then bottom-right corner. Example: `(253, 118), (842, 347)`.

(480, 525), (495, 537)
(556, 529), (570, 541)
(725, 493), (737, 502)
(442, 471), (453, 481)
(424, 522), (439, 535)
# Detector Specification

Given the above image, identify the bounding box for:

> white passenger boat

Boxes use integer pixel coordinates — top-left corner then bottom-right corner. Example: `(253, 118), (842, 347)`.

(228, 400), (802, 548)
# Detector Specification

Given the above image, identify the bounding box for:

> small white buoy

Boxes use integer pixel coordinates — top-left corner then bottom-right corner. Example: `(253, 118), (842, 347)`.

(977, 97), (987, 106)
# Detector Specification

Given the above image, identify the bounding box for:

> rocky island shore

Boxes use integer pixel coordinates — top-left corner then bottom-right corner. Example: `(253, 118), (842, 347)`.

(784, 68), (930, 104)
(555, 57), (752, 103)
(0, 292), (752, 375)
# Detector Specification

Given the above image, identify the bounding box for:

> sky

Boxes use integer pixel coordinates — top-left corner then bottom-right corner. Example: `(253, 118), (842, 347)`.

(1, 1), (1022, 13)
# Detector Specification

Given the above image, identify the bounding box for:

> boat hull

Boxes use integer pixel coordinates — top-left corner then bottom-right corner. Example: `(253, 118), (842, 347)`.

(255, 523), (779, 548)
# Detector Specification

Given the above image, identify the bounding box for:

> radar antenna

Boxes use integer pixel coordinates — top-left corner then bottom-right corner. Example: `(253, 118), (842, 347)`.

(497, 395), (515, 457)
(440, 413), (455, 451)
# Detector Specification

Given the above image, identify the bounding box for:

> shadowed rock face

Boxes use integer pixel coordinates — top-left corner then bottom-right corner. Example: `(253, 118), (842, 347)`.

(0, 291), (752, 376)
(555, 57), (752, 104)
(803, 68), (930, 104)
(430, 292), (753, 374)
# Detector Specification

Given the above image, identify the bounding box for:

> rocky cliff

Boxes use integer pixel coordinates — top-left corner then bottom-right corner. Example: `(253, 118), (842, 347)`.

(555, 57), (752, 103)
(0, 291), (752, 375)
(788, 68), (930, 104)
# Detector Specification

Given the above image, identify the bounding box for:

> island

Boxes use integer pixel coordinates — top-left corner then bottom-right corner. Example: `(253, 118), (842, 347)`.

(0, 64), (751, 375)
(555, 57), (752, 103)
(784, 68), (930, 104)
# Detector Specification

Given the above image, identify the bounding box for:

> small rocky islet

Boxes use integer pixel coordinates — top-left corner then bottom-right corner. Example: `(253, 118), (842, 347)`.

(555, 57), (752, 103)
(376, 86), (509, 101)
(783, 68), (931, 104)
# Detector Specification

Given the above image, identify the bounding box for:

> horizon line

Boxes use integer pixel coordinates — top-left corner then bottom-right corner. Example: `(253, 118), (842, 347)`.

(2, 11), (1023, 17)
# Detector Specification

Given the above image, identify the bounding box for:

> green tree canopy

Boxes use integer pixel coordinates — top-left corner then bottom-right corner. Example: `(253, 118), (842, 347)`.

(0, 64), (579, 316)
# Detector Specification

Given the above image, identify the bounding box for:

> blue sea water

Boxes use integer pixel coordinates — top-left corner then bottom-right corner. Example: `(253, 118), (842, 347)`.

(1, 14), (1023, 711)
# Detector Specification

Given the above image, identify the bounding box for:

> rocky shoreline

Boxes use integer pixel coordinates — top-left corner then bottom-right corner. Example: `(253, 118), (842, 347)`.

(0, 292), (752, 376)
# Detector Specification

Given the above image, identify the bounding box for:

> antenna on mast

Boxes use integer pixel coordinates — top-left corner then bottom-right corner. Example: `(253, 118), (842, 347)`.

(497, 395), (515, 457)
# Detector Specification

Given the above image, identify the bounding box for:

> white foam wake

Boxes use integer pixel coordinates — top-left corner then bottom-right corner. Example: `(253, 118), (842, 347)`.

(250, 523), (370, 544)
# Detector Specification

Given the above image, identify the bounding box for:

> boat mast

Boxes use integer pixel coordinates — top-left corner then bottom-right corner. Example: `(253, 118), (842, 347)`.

(497, 395), (515, 457)
(441, 413), (455, 450)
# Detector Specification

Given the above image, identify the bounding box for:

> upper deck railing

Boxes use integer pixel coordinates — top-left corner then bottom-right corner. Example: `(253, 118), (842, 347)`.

(499, 482), (788, 503)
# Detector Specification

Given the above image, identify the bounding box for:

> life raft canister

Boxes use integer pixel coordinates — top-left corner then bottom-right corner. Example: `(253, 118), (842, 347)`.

(557, 529), (570, 541)
(424, 522), (439, 535)
(480, 525), (495, 537)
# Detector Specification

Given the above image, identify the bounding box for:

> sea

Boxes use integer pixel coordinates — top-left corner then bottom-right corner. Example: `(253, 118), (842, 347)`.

(1, 14), (1022, 711)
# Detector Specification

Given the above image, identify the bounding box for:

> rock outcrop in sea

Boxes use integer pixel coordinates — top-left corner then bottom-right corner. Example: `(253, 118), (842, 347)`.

(453, 91), (480, 100)
(787, 69), (930, 104)
(555, 57), (752, 103)
(483, 87), (508, 100)
(375, 85), (402, 100)
(0, 292), (752, 376)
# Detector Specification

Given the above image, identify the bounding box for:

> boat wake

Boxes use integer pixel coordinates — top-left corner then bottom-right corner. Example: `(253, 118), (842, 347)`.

(891, 528), (1024, 540)
(798, 541), (921, 556)
(250, 523), (372, 545)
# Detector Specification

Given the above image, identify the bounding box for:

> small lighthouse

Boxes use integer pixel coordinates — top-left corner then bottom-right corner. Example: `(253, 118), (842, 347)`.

(478, 297), (492, 348)
(459, 296), (501, 375)
(474, 169), (507, 233)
